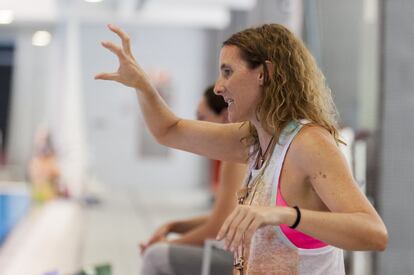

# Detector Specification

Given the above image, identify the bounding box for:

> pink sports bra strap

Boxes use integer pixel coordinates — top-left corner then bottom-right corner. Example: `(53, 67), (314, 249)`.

(274, 120), (327, 249)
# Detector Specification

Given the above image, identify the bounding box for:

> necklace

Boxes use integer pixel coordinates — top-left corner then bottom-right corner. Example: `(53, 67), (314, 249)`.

(256, 136), (275, 169)
(234, 136), (275, 274)
(237, 135), (275, 204)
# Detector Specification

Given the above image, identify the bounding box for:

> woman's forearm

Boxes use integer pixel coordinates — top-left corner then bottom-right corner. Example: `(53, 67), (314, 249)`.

(170, 215), (209, 234)
(218, 205), (388, 252)
(135, 86), (181, 143)
(280, 207), (388, 251)
(170, 222), (218, 246)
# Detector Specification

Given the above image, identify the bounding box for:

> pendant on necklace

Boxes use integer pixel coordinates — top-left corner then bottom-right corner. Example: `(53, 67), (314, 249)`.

(237, 187), (249, 204)
(234, 255), (245, 272)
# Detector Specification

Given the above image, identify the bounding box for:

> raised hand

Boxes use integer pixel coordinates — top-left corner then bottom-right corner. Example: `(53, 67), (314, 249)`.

(95, 24), (152, 92)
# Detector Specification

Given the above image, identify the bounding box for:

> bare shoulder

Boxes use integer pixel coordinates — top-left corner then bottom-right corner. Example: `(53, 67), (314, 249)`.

(288, 123), (345, 170)
(292, 123), (337, 151)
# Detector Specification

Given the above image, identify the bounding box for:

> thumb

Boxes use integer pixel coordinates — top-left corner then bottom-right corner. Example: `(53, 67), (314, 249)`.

(94, 72), (119, 81)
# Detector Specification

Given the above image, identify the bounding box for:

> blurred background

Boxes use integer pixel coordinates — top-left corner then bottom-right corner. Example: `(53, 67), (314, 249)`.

(0, 0), (412, 274)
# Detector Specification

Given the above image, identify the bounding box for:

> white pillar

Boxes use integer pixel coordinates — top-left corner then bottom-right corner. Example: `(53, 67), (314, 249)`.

(50, 13), (88, 198)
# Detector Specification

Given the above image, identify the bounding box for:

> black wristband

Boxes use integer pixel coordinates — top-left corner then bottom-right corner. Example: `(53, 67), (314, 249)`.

(289, 206), (301, 229)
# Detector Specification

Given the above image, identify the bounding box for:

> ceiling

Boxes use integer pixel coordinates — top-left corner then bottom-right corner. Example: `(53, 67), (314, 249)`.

(0, 0), (258, 28)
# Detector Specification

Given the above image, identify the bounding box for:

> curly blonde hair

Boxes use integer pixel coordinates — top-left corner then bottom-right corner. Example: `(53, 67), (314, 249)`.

(223, 23), (342, 149)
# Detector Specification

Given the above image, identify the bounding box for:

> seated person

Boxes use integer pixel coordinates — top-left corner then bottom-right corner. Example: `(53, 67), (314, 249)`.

(29, 128), (61, 202)
(139, 86), (247, 275)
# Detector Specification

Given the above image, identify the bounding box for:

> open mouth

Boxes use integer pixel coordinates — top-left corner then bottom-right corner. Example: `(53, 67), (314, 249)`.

(225, 98), (234, 106)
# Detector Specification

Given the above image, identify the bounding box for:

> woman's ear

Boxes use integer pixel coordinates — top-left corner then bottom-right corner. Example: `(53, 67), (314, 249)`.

(258, 61), (274, 85)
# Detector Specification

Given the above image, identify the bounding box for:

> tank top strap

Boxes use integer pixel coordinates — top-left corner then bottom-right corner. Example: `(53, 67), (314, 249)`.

(245, 119), (309, 193)
(269, 120), (306, 205)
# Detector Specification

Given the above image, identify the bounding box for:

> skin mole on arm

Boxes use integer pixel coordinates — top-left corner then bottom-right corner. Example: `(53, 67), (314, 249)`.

(318, 171), (327, 179)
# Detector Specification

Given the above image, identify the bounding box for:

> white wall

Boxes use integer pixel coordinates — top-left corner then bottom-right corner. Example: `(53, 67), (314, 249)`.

(317, 0), (379, 131)
(3, 22), (212, 192)
(6, 28), (52, 169)
(81, 25), (210, 188)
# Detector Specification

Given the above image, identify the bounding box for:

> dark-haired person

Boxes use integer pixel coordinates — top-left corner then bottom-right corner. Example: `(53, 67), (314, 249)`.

(139, 86), (246, 275)
(96, 23), (387, 274)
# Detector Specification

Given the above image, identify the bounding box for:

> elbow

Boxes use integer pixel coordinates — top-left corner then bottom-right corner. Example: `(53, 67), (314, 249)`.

(377, 228), (389, 251)
(371, 226), (388, 251)
(154, 132), (167, 146)
(154, 120), (181, 146)
(153, 129), (170, 147)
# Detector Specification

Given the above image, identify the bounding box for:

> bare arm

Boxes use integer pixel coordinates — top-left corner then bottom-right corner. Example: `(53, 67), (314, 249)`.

(290, 127), (388, 250)
(95, 24), (248, 163)
(218, 126), (388, 252)
(169, 215), (209, 234)
(139, 215), (209, 253)
(140, 161), (246, 251)
(170, 162), (246, 246)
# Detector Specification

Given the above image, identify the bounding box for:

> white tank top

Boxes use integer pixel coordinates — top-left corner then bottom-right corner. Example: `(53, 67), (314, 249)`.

(242, 120), (345, 275)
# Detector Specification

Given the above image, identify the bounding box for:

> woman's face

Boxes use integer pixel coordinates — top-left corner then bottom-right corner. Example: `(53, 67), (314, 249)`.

(196, 97), (226, 123)
(214, 45), (264, 123)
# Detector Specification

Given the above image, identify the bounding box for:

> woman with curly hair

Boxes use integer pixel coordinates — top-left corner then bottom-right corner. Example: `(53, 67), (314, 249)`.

(96, 23), (387, 274)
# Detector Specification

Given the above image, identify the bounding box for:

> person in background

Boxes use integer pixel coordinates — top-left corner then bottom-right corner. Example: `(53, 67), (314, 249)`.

(139, 86), (246, 275)
(198, 86), (230, 197)
(29, 128), (61, 202)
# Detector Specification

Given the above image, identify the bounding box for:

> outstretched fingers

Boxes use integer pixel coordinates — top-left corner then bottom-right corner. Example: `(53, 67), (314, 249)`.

(95, 40), (124, 81)
(108, 24), (133, 56)
(101, 41), (126, 60)
(96, 24), (147, 89)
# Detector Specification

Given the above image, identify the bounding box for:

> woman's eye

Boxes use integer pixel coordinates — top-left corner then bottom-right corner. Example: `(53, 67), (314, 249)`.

(223, 69), (232, 77)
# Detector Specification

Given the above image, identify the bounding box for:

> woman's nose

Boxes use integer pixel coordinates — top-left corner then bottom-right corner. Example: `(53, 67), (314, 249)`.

(214, 82), (223, 95)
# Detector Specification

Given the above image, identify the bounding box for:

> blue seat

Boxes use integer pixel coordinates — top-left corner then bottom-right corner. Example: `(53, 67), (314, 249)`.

(0, 193), (30, 244)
